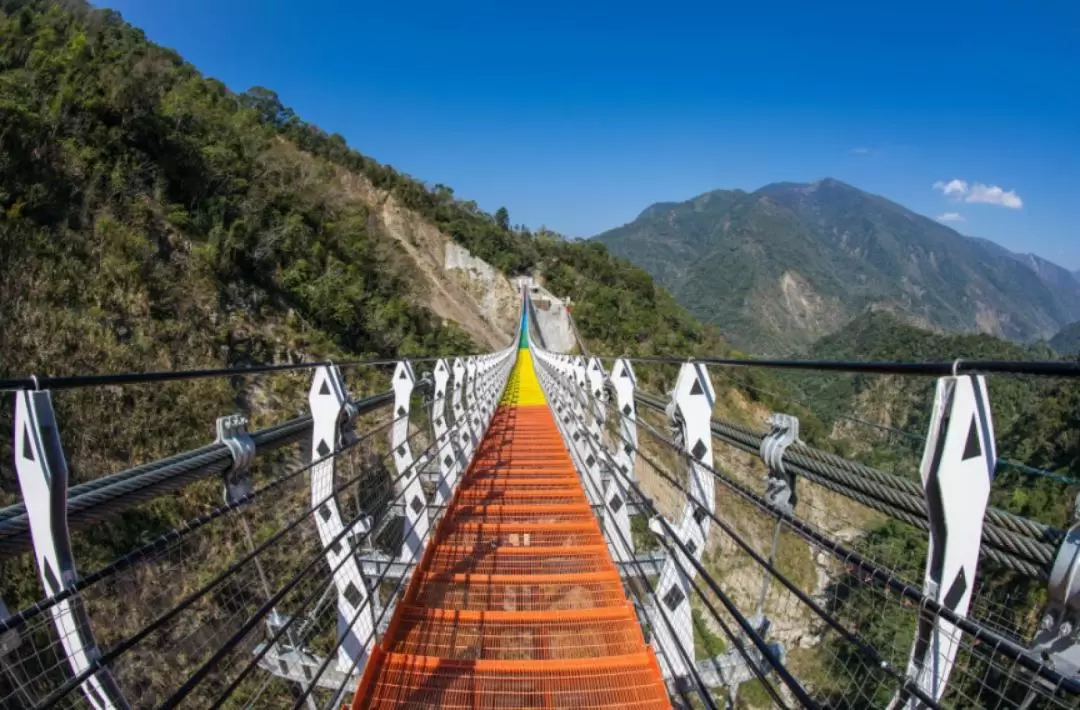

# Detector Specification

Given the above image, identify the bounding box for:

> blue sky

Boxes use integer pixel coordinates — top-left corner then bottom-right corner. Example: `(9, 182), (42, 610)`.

(98, 0), (1079, 268)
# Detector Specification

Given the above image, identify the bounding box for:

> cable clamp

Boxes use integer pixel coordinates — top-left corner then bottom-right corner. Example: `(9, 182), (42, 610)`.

(759, 413), (800, 513)
(216, 414), (255, 504)
(1030, 518), (1080, 677)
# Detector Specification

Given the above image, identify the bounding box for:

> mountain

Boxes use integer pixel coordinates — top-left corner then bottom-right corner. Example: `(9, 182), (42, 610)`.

(968, 236), (1080, 297)
(594, 178), (1080, 355)
(1051, 321), (1080, 355)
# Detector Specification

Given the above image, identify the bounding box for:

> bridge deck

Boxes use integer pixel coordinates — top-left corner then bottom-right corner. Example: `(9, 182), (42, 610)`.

(353, 351), (669, 708)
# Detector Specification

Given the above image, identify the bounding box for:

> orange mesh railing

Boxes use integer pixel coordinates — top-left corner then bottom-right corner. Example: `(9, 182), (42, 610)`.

(353, 351), (669, 708)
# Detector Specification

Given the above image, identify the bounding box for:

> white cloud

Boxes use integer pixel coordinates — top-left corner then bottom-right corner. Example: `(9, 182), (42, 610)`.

(933, 179), (969, 197)
(851, 147), (871, 155)
(966, 183), (1023, 208)
(936, 212), (965, 222)
(932, 178), (1023, 209)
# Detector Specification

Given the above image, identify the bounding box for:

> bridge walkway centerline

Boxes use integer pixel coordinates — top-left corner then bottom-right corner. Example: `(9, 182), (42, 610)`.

(352, 336), (670, 708)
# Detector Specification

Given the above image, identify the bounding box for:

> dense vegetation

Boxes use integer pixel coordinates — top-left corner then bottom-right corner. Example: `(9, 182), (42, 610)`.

(594, 178), (1080, 354)
(796, 310), (1078, 528)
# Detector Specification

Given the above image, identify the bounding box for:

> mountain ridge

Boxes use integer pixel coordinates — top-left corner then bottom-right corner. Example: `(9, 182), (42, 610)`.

(593, 178), (1080, 354)
(1051, 321), (1080, 356)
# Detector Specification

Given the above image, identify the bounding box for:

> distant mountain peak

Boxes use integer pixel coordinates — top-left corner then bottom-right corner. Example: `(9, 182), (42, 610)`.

(593, 179), (1080, 354)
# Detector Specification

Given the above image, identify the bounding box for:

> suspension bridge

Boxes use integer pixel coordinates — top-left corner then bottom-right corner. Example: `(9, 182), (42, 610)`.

(1, 289), (1079, 709)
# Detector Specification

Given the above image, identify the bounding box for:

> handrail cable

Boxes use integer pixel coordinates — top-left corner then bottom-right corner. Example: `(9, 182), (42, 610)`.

(602, 355), (1080, 378)
(559, 392), (785, 709)
(205, 391), (491, 709)
(0, 356), (455, 392)
(608, 416), (943, 708)
(549, 401), (723, 709)
(634, 391), (1062, 575)
(156, 371), (512, 709)
(705, 367), (1080, 487)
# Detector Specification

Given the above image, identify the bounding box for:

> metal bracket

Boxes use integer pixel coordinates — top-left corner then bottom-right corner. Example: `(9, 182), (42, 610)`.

(341, 400), (361, 448)
(216, 414), (255, 505)
(759, 413), (800, 514)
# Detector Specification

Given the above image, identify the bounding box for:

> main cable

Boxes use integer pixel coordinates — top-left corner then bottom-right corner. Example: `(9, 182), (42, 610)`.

(624, 401), (1080, 697)
(34, 412), (432, 709)
(0, 411), (401, 636)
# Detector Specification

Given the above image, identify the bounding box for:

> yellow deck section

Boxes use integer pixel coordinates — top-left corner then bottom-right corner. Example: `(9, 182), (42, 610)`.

(499, 350), (547, 406)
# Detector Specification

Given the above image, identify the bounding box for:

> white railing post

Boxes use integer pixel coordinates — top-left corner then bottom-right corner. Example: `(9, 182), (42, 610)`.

(891, 375), (996, 708)
(14, 390), (128, 710)
(606, 358), (639, 563)
(308, 366), (374, 674)
(647, 362), (715, 680)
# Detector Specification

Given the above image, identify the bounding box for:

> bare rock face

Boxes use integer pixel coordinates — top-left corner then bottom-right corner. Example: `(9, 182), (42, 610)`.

(336, 170), (518, 349)
(443, 242), (519, 343)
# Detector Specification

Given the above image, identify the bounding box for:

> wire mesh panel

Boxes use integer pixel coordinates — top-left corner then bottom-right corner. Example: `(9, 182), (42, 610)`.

(388, 608), (648, 660)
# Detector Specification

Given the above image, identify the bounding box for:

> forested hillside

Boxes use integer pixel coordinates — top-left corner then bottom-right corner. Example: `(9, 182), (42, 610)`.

(0, 0), (724, 591)
(795, 310), (1078, 527)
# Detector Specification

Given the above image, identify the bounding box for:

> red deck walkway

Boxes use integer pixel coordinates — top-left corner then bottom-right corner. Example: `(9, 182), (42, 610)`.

(353, 351), (669, 708)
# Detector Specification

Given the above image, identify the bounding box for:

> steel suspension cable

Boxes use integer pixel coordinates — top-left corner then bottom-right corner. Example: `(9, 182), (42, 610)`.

(0, 411), (401, 637)
(34, 413), (432, 709)
(625, 407), (1080, 697)
(601, 409), (941, 708)
(634, 391), (1060, 578)
(0, 389), (399, 556)
(543, 392), (722, 709)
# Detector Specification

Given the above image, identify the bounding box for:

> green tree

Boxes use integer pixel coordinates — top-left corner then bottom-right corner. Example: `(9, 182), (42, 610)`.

(495, 205), (510, 231)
